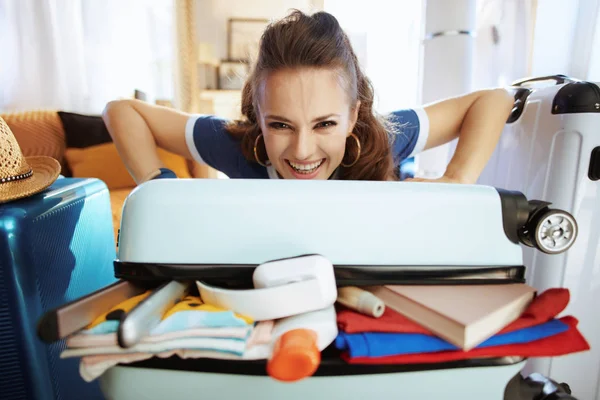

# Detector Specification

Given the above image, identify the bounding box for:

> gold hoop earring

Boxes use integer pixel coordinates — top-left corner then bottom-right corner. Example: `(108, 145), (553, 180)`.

(341, 133), (361, 167)
(253, 134), (271, 167)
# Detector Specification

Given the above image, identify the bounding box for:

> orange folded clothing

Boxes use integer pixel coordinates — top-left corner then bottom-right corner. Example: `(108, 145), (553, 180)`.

(336, 288), (570, 335)
(341, 316), (589, 364)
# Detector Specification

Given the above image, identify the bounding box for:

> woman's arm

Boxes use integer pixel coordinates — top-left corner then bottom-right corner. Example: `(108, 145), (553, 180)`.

(102, 99), (192, 184)
(413, 88), (514, 184)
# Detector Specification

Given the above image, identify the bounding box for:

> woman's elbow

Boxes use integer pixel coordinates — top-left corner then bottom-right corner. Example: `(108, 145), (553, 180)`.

(490, 88), (515, 110)
(102, 100), (134, 137)
(102, 99), (132, 121)
(476, 88), (514, 119)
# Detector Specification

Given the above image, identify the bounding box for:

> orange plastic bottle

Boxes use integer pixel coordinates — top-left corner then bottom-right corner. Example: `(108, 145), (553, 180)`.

(266, 328), (321, 382)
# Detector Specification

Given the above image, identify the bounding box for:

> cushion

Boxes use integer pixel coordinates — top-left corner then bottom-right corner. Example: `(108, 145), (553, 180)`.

(1, 110), (69, 174)
(57, 111), (113, 148)
(109, 188), (132, 243)
(64, 142), (191, 190)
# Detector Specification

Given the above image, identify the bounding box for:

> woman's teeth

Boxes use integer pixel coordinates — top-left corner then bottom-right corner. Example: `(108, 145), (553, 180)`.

(288, 160), (323, 174)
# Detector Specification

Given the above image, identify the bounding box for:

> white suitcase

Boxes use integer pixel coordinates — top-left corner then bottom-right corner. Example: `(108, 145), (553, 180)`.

(91, 179), (580, 400)
(477, 74), (600, 400)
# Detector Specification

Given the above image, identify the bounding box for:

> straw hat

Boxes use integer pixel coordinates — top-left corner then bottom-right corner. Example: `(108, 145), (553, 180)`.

(0, 116), (61, 203)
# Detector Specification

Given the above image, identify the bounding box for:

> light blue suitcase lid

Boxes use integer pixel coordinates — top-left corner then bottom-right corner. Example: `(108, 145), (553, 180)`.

(117, 179), (523, 267)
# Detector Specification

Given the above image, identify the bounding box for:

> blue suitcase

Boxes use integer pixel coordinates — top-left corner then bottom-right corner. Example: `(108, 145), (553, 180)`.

(0, 177), (118, 400)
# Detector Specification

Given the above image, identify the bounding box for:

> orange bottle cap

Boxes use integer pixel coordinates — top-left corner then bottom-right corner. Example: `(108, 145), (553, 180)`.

(266, 328), (320, 382)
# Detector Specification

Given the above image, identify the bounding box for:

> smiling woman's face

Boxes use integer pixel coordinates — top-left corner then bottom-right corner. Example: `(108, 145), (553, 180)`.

(256, 67), (359, 179)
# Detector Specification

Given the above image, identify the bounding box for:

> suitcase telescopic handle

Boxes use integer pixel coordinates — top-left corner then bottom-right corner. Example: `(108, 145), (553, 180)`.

(511, 74), (575, 87)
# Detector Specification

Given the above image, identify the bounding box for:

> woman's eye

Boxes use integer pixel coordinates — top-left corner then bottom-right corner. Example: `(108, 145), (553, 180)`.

(269, 122), (290, 130)
(315, 121), (337, 129)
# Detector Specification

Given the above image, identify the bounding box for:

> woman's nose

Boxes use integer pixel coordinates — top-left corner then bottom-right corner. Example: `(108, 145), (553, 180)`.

(293, 131), (316, 160)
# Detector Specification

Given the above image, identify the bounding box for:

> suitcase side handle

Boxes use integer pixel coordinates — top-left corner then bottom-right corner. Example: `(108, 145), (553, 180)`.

(511, 74), (576, 87)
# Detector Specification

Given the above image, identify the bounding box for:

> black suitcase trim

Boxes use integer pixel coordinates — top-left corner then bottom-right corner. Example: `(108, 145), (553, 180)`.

(552, 81), (600, 115)
(118, 348), (526, 377)
(113, 260), (526, 288)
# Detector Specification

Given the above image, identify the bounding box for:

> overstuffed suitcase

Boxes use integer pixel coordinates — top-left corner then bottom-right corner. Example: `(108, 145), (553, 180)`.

(44, 178), (578, 400)
(0, 177), (118, 400)
(476, 74), (600, 400)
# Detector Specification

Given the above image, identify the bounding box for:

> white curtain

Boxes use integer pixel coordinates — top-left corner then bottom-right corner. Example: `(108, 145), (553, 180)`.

(0, 0), (88, 112)
(529, 0), (600, 82)
(471, 0), (536, 89)
(81, 0), (175, 113)
(0, 0), (175, 114)
(587, 4), (600, 82)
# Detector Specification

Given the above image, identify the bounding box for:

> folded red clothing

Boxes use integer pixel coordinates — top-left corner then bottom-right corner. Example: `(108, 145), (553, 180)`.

(341, 316), (589, 365)
(337, 288), (570, 335)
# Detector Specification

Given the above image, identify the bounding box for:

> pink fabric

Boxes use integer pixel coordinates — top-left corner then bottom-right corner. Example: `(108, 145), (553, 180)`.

(73, 321), (275, 382)
(79, 347), (271, 382)
(247, 320), (274, 347)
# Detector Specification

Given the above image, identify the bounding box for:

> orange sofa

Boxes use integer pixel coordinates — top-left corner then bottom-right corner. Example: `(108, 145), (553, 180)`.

(1, 109), (215, 242)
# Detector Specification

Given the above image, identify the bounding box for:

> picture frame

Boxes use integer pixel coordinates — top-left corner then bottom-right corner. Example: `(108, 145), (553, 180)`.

(198, 63), (218, 90)
(218, 61), (249, 90)
(227, 18), (270, 62)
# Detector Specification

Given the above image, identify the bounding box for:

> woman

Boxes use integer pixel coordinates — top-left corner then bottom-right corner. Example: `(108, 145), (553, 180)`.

(102, 10), (514, 184)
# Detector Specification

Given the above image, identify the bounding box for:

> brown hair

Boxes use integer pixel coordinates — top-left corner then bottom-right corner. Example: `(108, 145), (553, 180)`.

(225, 10), (398, 181)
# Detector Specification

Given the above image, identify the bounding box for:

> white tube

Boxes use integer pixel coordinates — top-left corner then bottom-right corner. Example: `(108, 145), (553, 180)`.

(270, 305), (338, 352)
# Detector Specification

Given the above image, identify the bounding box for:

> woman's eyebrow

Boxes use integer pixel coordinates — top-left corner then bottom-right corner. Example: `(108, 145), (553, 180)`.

(264, 114), (292, 122)
(312, 114), (340, 122)
(265, 114), (340, 123)
(264, 113), (341, 123)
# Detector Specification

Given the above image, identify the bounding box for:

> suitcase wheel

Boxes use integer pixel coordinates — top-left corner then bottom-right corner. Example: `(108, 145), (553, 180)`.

(516, 372), (577, 400)
(524, 208), (578, 254)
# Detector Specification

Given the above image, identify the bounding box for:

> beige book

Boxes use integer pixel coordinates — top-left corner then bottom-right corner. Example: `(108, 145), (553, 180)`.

(365, 284), (536, 350)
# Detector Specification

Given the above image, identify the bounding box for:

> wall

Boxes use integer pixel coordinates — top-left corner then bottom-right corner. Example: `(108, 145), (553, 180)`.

(323, 0), (423, 113)
(529, 0), (600, 81)
(195, 0), (318, 62)
(529, 0), (581, 78)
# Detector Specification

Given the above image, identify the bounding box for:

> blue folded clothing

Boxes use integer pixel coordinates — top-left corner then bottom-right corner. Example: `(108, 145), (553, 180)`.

(335, 319), (569, 358)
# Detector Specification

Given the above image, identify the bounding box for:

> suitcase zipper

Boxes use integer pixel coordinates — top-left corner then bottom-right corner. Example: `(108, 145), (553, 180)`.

(114, 261), (525, 288)
(333, 265), (525, 286)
